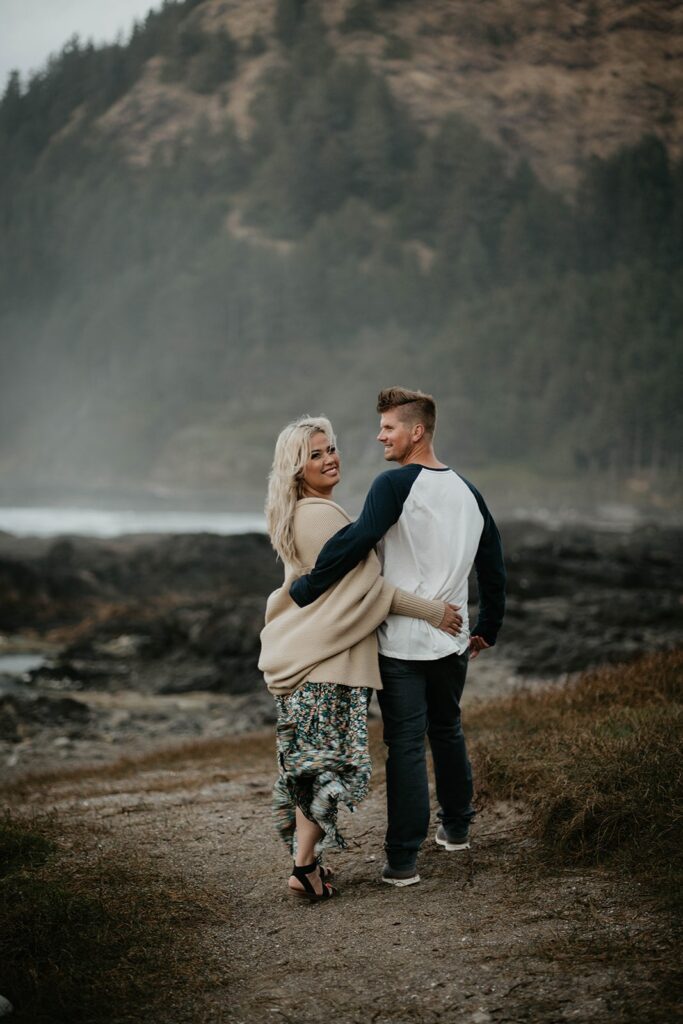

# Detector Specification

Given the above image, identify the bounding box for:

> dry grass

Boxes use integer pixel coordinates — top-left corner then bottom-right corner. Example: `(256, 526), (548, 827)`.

(0, 813), (230, 1024)
(467, 650), (683, 916)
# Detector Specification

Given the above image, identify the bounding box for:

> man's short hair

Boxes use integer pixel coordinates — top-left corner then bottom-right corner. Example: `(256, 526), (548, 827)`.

(377, 386), (437, 437)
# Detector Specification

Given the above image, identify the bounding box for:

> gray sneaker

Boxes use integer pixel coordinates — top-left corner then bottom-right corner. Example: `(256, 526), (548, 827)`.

(381, 863), (421, 887)
(435, 824), (471, 851)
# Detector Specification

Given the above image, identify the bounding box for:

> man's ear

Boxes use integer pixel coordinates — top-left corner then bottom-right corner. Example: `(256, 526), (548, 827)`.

(413, 422), (425, 442)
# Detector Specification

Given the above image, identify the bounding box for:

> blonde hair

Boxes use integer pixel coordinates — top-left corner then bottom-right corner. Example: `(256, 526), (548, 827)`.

(265, 415), (337, 569)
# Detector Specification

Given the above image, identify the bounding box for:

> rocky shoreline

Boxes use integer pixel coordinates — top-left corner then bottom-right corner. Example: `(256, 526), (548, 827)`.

(1, 522), (681, 778)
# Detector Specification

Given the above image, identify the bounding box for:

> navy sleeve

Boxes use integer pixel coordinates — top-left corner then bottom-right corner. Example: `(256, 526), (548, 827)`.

(290, 466), (421, 607)
(462, 479), (506, 646)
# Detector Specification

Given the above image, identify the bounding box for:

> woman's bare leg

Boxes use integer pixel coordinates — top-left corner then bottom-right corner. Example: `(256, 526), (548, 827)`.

(288, 807), (324, 893)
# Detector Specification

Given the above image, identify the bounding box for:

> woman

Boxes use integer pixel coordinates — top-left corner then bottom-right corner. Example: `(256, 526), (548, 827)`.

(259, 416), (461, 901)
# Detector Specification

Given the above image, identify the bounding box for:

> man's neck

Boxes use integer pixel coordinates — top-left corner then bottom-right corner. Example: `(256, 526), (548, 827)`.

(399, 442), (447, 469)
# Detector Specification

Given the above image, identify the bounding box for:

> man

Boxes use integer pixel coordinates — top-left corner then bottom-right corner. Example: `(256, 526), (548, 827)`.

(290, 387), (506, 886)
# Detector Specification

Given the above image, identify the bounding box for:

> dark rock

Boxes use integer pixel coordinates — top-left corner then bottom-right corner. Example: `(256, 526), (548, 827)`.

(32, 657), (130, 690)
(1, 523), (681, 699)
(0, 532), (280, 630)
(191, 598), (265, 659)
(0, 683), (90, 743)
(156, 665), (224, 695)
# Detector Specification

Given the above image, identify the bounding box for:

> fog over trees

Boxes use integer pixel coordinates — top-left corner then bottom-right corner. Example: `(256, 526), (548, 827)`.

(0, 0), (681, 505)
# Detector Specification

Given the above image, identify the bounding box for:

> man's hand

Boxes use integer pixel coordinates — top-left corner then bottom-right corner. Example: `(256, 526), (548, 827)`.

(437, 603), (462, 636)
(469, 635), (490, 659)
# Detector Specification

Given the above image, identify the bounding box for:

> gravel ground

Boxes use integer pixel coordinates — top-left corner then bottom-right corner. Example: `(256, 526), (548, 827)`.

(12, 719), (674, 1024)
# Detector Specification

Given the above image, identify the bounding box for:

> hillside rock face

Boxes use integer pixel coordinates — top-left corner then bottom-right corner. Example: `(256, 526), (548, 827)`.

(100, 0), (682, 189)
(3, 0), (679, 505)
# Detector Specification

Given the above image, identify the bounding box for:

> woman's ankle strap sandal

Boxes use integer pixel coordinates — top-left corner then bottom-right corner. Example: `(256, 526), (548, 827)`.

(316, 856), (333, 882)
(290, 860), (337, 901)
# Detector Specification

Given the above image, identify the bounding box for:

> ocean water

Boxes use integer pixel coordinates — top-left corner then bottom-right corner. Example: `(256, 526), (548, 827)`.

(0, 654), (46, 674)
(0, 507), (266, 538)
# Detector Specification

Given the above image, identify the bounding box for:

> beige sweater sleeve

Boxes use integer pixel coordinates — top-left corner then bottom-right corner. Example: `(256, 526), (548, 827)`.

(390, 588), (445, 628)
(295, 501), (445, 627)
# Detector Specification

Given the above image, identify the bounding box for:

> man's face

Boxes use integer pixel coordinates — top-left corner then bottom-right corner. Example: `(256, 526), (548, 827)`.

(377, 409), (415, 463)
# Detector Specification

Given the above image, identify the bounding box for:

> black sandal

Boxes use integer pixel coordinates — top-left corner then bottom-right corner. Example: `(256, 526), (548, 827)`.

(289, 861), (337, 901)
(317, 857), (333, 882)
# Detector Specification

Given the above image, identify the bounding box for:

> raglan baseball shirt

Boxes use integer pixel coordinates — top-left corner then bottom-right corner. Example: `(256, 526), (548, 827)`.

(289, 465), (506, 660)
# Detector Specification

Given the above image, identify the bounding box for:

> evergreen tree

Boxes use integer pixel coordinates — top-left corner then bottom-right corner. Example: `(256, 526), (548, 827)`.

(341, 0), (378, 33)
(399, 145), (439, 237)
(290, 3), (332, 77)
(187, 29), (238, 92)
(497, 204), (531, 282)
(349, 73), (415, 208)
(0, 72), (23, 139)
(274, 0), (308, 47)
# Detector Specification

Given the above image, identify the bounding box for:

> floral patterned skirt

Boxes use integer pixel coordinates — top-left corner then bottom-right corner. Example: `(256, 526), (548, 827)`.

(273, 682), (372, 854)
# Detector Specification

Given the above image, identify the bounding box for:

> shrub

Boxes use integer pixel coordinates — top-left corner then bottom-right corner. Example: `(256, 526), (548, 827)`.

(469, 651), (683, 912)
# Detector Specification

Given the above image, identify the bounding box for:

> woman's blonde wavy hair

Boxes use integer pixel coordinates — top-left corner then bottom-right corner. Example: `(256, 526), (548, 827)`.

(265, 415), (337, 569)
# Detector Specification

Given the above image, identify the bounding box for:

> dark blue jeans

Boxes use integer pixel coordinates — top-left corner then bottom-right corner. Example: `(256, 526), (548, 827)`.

(377, 650), (475, 870)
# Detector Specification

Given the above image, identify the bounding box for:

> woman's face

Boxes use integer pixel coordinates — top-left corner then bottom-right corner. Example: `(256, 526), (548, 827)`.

(300, 431), (340, 498)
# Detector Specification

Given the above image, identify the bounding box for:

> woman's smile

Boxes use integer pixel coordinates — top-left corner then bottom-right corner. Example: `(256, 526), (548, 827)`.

(301, 431), (341, 497)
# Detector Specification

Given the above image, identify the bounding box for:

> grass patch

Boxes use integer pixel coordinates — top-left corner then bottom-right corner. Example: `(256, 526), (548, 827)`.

(0, 814), (229, 1024)
(468, 651), (683, 915)
(0, 815), (55, 877)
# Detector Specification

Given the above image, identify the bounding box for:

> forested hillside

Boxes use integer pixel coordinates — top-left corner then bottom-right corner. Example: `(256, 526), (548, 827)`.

(1, 0), (681, 508)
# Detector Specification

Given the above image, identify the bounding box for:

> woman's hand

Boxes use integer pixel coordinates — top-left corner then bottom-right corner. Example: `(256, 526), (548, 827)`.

(437, 603), (462, 635)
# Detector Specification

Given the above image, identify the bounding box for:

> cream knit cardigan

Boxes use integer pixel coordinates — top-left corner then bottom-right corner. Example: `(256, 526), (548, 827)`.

(259, 497), (445, 696)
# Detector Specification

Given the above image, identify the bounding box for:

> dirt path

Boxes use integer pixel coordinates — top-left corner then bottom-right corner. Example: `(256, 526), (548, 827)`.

(15, 719), (669, 1024)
